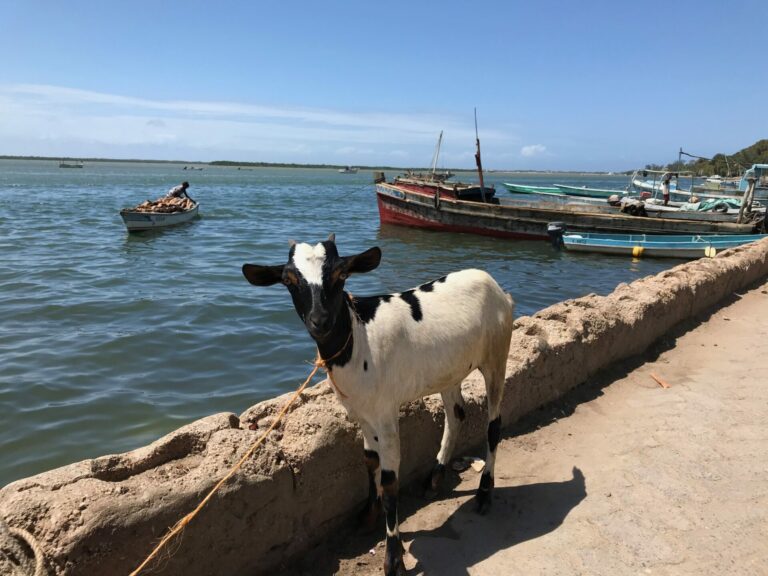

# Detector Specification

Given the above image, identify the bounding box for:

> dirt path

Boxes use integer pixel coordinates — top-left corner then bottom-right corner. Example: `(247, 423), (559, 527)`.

(289, 280), (768, 576)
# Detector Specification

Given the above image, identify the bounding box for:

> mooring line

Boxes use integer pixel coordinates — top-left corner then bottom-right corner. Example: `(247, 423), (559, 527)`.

(130, 342), (350, 576)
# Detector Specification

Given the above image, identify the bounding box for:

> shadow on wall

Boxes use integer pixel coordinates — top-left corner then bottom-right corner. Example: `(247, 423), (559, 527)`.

(406, 467), (586, 576)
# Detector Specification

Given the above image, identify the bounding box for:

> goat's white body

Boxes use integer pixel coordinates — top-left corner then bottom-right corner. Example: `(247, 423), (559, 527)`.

(332, 269), (514, 426)
(245, 242), (516, 575)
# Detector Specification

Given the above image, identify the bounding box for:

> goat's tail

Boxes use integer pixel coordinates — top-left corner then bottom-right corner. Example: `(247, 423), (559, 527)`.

(505, 293), (516, 319)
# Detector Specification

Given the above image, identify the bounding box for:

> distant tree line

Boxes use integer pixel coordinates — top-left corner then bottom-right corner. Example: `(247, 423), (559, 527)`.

(644, 139), (768, 177)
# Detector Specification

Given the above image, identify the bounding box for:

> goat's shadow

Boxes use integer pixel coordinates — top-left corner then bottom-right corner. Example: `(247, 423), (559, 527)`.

(403, 466), (586, 576)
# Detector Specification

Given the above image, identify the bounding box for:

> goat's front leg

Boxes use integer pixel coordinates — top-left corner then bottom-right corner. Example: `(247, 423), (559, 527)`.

(378, 419), (404, 576)
(359, 421), (381, 532)
(426, 385), (465, 496)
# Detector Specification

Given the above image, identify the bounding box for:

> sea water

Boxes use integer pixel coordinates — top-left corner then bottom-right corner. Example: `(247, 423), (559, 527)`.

(0, 160), (675, 486)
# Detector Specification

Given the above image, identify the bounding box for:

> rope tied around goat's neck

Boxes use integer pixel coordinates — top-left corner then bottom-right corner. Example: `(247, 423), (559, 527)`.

(0, 517), (47, 576)
(315, 328), (353, 399)
(130, 340), (351, 576)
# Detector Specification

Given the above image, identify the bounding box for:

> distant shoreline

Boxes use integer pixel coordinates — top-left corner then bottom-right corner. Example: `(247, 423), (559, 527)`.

(0, 155), (621, 176)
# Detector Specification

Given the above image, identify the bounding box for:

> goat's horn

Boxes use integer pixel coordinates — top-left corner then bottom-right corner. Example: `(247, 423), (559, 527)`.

(288, 239), (297, 248)
(327, 233), (336, 243)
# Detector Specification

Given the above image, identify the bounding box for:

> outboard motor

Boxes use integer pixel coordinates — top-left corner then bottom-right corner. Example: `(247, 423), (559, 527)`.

(547, 221), (566, 249)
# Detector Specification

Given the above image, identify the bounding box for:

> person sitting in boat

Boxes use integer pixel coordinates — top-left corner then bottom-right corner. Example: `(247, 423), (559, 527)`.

(166, 181), (191, 200)
(660, 172), (673, 206)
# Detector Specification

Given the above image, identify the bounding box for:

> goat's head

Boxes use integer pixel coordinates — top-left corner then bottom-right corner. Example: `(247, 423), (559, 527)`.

(242, 234), (381, 342)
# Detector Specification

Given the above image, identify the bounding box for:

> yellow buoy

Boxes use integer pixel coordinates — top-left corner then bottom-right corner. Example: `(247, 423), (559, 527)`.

(632, 245), (644, 258)
(705, 246), (717, 258)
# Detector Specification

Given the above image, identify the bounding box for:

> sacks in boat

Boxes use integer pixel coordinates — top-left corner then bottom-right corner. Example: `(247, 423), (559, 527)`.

(132, 197), (194, 213)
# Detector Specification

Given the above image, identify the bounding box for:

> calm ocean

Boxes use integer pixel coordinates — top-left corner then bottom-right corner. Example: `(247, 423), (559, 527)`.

(0, 160), (676, 486)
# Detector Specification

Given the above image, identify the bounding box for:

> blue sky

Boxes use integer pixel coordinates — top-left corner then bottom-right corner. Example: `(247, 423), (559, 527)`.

(1, 0), (765, 170)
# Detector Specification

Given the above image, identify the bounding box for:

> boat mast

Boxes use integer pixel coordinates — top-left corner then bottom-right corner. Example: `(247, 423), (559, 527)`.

(474, 108), (487, 202)
(431, 131), (443, 176)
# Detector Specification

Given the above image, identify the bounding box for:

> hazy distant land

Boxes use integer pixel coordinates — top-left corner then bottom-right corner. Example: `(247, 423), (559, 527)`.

(0, 155), (621, 175)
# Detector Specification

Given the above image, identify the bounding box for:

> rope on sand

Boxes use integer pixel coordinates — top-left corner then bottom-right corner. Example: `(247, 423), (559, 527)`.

(130, 346), (346, 576)
(0, 517), (47, 576)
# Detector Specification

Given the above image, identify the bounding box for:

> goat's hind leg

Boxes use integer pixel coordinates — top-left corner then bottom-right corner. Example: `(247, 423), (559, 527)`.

(425, 385), (465, 497)
(358, 421), (382, 532)
(476, 363), (505, 514)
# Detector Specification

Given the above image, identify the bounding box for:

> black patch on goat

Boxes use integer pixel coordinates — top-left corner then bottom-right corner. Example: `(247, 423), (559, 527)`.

(352, 294), (393, 324)
(419, 276), (446, 292)
(400, 290), (423, 321)
(454, 404), (466, 421)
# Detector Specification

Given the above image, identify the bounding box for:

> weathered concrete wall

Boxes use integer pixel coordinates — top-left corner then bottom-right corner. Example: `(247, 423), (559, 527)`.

(2, 238), (768, 576)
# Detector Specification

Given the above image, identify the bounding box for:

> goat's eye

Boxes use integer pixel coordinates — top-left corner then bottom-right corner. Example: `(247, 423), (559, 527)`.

(339, 272), (349, 281)
(282, 278), (291, 286)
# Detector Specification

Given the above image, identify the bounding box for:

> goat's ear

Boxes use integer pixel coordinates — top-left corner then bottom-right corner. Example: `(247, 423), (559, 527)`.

(343, 247), (381, 274)
(242, 264), (285, 286)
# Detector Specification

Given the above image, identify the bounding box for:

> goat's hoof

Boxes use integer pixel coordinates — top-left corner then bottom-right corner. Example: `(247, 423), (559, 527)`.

(384, 539), (406, 576)
(384, 553), (406, 576)
(475, 492), (492, 515)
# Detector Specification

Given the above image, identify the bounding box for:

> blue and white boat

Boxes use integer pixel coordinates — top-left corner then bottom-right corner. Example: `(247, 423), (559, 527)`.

(561, 232), (766, 259)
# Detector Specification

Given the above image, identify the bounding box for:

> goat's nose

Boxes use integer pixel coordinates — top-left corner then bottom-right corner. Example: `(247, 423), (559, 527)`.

(309, 314), (329, 333)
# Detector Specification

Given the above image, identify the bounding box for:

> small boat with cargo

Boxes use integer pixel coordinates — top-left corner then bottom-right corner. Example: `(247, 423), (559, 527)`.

(120, 198), (199, 232)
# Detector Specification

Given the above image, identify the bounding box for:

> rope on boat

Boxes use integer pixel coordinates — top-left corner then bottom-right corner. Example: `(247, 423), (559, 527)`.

(130, 343), (349, 576)
(0, 517), (47, 576)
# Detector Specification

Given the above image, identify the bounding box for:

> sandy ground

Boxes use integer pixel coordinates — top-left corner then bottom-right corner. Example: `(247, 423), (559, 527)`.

(286, 279), (768, 576)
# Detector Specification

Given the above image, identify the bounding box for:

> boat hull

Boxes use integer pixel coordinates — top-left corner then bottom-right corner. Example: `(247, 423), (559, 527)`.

(376, 183), (757, 239)
(120, 203), (199, 231)
(563, 232), (766, 259)
(503, 182), (562, 195)
(553, 184), (628, 199)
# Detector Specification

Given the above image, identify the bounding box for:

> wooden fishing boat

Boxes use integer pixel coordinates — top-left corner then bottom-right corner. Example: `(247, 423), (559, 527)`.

(377, 127), (761, 240)
(560, 232), (767, 259)
(120, 201), (200, 232)
(375, 177), (758, 239)
(393, 172), (495, 202)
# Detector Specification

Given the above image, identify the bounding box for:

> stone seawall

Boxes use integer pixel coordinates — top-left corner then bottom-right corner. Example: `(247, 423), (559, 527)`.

(2, 238), (768, 576)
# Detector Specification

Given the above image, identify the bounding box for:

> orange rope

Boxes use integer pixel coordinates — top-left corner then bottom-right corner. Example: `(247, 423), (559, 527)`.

(130, 332), (357, 576)
(129, 362), (322, 576)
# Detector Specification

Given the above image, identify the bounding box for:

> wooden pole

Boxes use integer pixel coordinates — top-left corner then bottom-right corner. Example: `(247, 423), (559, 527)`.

(474, 108), (487, 203)
(738, 177), (756, 224)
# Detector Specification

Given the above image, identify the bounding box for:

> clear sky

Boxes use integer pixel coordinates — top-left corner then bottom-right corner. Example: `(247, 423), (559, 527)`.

(1, 0), (765, 171)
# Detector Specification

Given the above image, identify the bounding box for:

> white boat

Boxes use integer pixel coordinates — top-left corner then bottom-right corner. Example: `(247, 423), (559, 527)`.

(59, 160), (84, 168)
(338, 166), (358, 174)
(120, 202), (199, 232)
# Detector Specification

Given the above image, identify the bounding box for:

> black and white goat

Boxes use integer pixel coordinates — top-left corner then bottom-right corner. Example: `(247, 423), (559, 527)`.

(242, 235), (514, 576)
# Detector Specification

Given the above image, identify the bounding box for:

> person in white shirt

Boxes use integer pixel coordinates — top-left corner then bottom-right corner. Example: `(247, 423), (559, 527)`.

(166, 181), (192, 200)
(660, 172), (673, 206)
